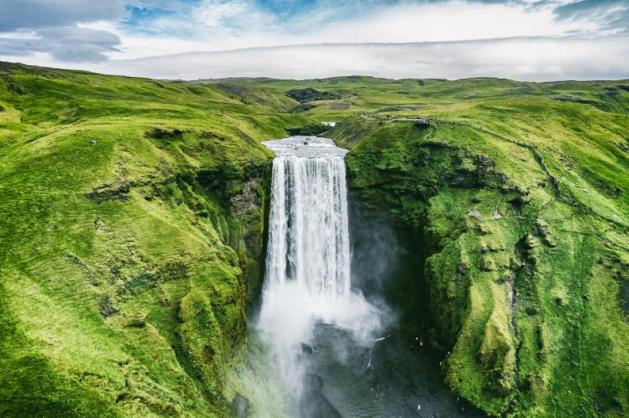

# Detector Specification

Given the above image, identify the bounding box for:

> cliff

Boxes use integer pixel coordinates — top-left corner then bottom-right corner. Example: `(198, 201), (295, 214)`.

(330, 89), (628, 416)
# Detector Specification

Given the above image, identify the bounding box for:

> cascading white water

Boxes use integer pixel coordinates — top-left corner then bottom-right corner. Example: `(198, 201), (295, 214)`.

(257, 136), (384, 412)
(264, 136), (351, 299)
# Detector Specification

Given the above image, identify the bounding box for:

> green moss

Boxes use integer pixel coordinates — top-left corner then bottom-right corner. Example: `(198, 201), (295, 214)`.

(337, 88), (628, 416)
(0, 62), (288, 417)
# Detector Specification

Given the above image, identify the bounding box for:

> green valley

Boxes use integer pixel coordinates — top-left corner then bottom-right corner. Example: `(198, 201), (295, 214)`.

(1, 62), (627, 417)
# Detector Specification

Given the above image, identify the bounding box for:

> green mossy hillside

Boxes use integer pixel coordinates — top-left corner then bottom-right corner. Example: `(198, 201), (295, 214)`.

(0, 62), (311, 417)
(2, 62), (628, 417)
(331, 91), (628, 416)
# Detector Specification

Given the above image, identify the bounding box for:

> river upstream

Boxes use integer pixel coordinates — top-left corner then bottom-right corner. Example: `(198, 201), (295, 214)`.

(247, 136), (483, 418)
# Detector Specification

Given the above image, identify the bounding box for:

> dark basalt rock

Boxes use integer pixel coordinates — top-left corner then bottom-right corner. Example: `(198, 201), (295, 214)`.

(291, 103), (316, 113)
(286, 87), (340, 103)
(300, 374), (341, 418)
(146, 127), (185, 140)
(287, 123), (328, 136)
(414, 118), (432, 128)
(301, 343), (316, 354)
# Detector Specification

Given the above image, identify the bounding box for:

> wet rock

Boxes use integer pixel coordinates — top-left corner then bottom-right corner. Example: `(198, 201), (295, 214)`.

(475, 156), (495, 178)
(301, 343), (316, 354)
(300, 374), (341, 418)
(414, 118), (432, 127)
(232, 393), (249, 418)
(230, 180), (261, 216)
(453, 169), (479, 187)
(304, 373), (323, 391)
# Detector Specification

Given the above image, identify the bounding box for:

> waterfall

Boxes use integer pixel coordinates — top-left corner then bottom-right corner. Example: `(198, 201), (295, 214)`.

(264, 136), (351, 298)
(256, 136), (384, 414)
(249, 136), (472, 417)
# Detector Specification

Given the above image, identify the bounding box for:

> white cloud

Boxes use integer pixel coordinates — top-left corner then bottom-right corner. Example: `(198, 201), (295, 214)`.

(304, 2), (591, 44)
(0, 27), (120, 62)
(0, 1), (627, 80)
(0, 0), (124, 31)
(87, 36), (629, 81)
(100, 0), (607, 57)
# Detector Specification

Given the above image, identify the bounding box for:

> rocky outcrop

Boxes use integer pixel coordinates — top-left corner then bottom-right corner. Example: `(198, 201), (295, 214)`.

(285, 87), (340, 103)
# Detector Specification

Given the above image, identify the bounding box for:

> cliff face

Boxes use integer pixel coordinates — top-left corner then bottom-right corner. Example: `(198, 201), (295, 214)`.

(0, 64), (277, 417)
(333, 107), (628, 416)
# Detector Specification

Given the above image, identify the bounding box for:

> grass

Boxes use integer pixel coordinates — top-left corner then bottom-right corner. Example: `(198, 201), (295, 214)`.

(1, 61), (628, 417)
(0, 62), (309, 417)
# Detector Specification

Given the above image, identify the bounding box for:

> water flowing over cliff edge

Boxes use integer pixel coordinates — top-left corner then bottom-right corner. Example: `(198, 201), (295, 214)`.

(251, 136), (482, 417)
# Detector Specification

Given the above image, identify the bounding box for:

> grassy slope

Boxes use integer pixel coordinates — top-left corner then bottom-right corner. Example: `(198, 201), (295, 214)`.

(0, 62), (313, 417)
(1, 64), (628, 417)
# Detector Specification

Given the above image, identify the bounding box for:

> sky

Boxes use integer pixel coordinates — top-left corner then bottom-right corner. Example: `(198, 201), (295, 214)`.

(0, 0), (628, 80)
